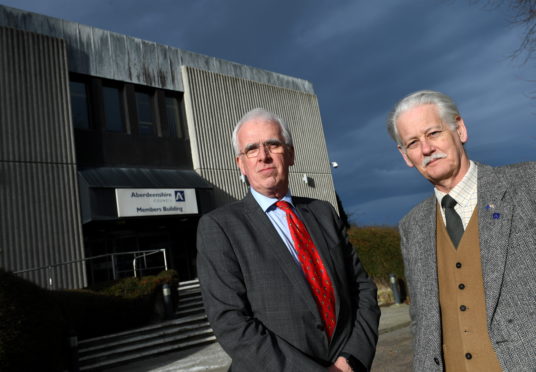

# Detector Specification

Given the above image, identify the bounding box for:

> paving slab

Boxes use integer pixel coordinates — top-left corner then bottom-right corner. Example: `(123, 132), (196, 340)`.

(372, 325), (413, 372)
(378, 303), (411, 334)
(107, 343), (231, 372)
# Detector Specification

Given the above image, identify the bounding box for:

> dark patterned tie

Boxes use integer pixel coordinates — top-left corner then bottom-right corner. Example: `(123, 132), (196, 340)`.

(441, 195), (464, 248)
(276, 201), (336, 339)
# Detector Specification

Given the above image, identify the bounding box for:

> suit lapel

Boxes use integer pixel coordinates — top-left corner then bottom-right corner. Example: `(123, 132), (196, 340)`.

(476, 164), (511, 323)
(241, 193), (320, 316)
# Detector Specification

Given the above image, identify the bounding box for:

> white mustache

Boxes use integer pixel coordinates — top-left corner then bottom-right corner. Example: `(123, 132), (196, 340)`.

(422, 152), (447, 167)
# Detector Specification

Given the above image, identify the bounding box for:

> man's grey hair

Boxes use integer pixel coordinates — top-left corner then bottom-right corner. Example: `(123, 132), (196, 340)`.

(232, 108), (293, 156)
(387, 90), (461, 146)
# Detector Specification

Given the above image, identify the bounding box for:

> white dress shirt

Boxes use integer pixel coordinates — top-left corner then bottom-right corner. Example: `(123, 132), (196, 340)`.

(250, 187), (301, 265)
(434, 160), (478, 229)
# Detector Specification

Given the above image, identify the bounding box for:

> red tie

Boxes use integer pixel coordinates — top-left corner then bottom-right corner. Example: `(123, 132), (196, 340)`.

(276, 201), (336, 339)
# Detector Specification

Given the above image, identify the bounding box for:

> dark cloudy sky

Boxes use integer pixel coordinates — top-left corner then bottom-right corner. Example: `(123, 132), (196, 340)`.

(2, 0), (534, 225)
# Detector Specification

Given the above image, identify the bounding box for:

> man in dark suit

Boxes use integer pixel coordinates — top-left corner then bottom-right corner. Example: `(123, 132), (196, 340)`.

(387, 90), (536, 371)
(197, 108), (380, 371)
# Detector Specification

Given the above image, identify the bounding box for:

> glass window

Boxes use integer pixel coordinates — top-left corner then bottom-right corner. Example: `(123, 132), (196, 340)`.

(165, 96), (183, 138)
(69, 81), (90, 129)
(135, 91), (155, 136)
(103, 85), (125, 132)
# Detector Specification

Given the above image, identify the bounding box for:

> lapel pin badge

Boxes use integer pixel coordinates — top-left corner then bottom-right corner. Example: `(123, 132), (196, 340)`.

(486, 204), (500, 219)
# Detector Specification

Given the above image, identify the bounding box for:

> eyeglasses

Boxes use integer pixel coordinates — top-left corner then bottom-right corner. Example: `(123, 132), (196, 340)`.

(240, 140), (287, 158)
(402, 129), (446, 152)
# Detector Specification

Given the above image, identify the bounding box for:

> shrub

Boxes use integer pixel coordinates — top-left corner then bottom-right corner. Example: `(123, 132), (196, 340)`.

(0, 269), (68, 371)
(97, 269), (178, 299)
(57, 269), (180, 339)
(348, 225), (404, 284)
(0, 269), (180, 370)
(52, 289), (147, 340)
(347, 226), (407, 306)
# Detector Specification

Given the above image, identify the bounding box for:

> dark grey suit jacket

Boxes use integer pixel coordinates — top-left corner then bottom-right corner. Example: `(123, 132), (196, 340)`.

(399, 162), (536, 371)
(197, 193), (380, 371)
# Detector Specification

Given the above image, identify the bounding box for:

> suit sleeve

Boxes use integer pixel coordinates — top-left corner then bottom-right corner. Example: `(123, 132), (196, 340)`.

(398, 223), (418, 337)
(196, 213), (328, 372)
(332, 205), (381, 370)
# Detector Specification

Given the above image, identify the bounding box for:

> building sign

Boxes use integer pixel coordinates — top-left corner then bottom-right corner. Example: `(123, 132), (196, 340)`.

(115, 188), (198, 217)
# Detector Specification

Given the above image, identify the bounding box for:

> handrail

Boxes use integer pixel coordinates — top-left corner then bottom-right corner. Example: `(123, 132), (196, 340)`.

(133, 249), (167, 278)
(14, 249), (168, 289)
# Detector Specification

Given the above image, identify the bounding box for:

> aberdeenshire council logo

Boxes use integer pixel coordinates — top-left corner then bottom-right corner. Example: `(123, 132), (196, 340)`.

(175, 191), (185, 202)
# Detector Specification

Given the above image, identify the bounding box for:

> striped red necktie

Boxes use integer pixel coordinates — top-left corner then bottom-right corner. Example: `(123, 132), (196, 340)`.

(275, 201), (336, 339)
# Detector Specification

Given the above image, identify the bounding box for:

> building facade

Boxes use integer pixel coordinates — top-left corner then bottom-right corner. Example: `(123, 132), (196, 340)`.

(0, 5), (337, 289)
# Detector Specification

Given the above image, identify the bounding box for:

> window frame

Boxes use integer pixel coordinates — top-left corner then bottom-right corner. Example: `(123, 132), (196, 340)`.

(69, 76), (93, 130)
(69, 74), (186, 139)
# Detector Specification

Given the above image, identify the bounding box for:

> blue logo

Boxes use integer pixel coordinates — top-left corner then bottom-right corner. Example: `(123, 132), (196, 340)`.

(175, 191), (185, 202)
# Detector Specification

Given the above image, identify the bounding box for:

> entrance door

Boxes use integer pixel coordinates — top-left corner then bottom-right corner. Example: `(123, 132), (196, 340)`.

(83, 216), (200, 285)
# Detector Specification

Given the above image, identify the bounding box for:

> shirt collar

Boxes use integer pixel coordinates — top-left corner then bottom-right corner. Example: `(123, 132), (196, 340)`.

(434, 160), (477, 207)
(250, 187), (294, 212)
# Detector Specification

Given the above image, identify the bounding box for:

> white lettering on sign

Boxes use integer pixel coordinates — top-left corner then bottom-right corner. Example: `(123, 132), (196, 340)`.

(115, 188), (198, 217)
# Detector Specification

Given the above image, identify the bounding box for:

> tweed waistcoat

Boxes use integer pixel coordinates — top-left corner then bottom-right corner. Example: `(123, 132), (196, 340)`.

(436, 205), (502, 372)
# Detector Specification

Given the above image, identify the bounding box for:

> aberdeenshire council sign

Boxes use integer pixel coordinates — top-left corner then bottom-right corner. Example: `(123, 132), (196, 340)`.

(115, 189), (198, 217)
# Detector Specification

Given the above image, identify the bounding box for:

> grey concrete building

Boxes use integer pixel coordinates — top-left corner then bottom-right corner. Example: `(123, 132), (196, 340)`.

(0, 5), (337, 289)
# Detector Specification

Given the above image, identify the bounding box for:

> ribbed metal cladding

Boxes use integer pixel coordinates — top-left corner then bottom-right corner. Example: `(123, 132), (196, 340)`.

(182, 66), (338, 212)
(197, 169), (250, 207)
(0, 26), (85, 288)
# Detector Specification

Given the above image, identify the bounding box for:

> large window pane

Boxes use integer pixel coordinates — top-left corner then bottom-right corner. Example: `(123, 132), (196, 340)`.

(69, 81), (90, 129)
(165, 96), (183, 138)
(103, 86), (125, 132)
(135, 91), (155, 136)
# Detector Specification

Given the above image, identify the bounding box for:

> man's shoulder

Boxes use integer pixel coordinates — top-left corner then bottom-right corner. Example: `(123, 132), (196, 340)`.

(200, 199), (246, 222)
(293, 196), (335, 213)
(400, 195), (435, 228)
(479, 161), (536, 191)
(293, 195), (328, 205)
(495, 161), (536, 177)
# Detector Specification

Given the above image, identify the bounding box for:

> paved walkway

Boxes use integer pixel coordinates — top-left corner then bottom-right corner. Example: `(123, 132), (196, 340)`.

(377, 303), (411, 334)
(109, 304), (410, 372)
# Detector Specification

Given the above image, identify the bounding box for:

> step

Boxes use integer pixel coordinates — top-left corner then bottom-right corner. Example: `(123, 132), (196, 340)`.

(80, 325), (213, 360)
(178, 283), (201, 292)
(179, 288), (202, 298)
(79, 313), (208, 347)
(175, 306), (205, 317)
(80, 334), (217, 371)
(77, 279), (217, 371)
(178, 297), (204, 307)
(79, 319), (211, 355)
(178, 279), (200, 287)
(178, 291), (202, 301)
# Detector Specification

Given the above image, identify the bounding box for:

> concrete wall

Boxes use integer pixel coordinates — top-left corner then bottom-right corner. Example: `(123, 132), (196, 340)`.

(0, 5), (314, 94)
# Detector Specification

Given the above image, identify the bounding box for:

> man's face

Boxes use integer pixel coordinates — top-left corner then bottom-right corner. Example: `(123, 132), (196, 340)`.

(396, 104), (469, 192)
(236, 119), (294, 198)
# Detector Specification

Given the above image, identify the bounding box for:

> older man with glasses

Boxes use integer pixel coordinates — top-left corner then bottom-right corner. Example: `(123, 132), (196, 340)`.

(196, 108), (380, 372)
